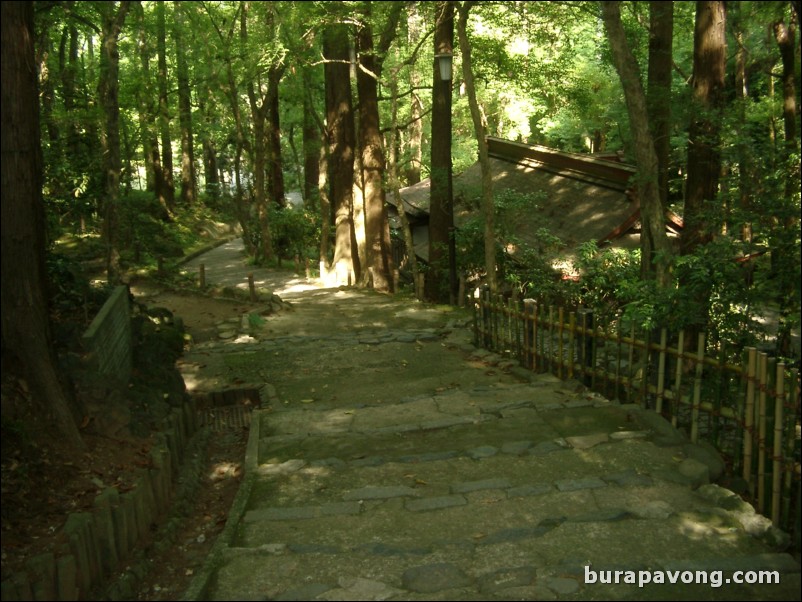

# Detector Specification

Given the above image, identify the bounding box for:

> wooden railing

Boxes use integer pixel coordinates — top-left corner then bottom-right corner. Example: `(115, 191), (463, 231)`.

(471, 287), (801, 532)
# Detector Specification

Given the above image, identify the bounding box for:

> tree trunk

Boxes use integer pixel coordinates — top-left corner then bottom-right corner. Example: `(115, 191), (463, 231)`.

(1, 1), (85, 450)
(174, 1), (197, 205)
(266, 63), (286, 209)
(647, 0), (673, 210)
(243, 3), (273, 264)
(427, 1), (456, 302)
(157, 0), (175, 211)
(135, 1), (170, 219)
(302, 68), (321, 206)
(601, 1), (673, 286)
(98, 1), (131, 283)
(390, 54), (421, 297)
(772, 14), (799, 358)
(681, 1), (726, 257)
(356, 2), (400, 292)
(457, 2), (496, 295)
(324, 23), (358, 286)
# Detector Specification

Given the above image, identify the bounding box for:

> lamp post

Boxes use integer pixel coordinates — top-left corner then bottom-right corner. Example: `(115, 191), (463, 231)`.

(435, 52), (458, 305)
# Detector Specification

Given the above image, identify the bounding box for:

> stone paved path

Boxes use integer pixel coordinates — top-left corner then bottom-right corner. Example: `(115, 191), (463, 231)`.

(181, 241), (799, 601)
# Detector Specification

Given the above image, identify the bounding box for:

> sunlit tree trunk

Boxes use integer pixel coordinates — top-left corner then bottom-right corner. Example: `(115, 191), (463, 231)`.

(601, 1), (673, 286)
(324, 23), (358, 286)
(356, 1), (401, 292)
(1, 1), (85, 450)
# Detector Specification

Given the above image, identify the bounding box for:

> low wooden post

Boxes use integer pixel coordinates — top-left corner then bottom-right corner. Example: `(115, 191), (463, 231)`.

(158, 257), (164, 276)
(690, 332), (706, 444)
(199, 264), (206, 288)
(248, 273), (257, 302)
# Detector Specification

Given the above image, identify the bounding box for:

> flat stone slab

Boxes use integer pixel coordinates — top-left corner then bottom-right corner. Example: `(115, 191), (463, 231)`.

(402, 563), (472, 593)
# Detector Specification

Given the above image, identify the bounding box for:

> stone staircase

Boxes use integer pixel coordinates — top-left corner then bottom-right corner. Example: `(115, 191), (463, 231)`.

(184, 324), (800, 601)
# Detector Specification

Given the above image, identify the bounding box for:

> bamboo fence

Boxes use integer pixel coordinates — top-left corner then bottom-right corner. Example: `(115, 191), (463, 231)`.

(472, 287), (801, 533)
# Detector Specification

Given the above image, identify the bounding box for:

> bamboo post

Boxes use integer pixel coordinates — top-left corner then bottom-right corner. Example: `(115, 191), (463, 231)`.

(627, 321), (636, 403)
(158, 256), (165, 276)
(782, 368), (798, 530)
(671, 330), (685, 428)
(757, 352), (769, 512)
(248, 273), (257, 302)
(523, 299), (535, 370)
(771, 362), (786, 526)
(578, 309), (593, 386)
(568, 311), (576, 380)
(473, 288), (479, 346)
(655, 329), (668, 414)
(557, 306), (564, 379)
(639, 328), (651, 409)
(533, 301), (540, 372)
(483, 286), (491, 348)
(742, 347), (757, 484)
(547, 306), (555, 375)
(199, 263), (206, 288)
(614, 313), (623, 401)
(458, 275), (466, 308)
(690, 332), (706, 444)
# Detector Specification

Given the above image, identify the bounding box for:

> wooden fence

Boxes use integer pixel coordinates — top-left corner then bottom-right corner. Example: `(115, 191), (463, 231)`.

(472, 287), (801, 532)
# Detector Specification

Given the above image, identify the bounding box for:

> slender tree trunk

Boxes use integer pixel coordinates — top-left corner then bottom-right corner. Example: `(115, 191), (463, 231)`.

(302, 68), (320, 206)
(174, 1), (197, 205)
(390, 56), (421, 297)
(198, 89), (219, 200)
(157, 0), (175, 211)
(601, 1), (673, 286)
(427, 1), (456, 301)
(647, 1), (673, 210)
(681, 1), (726, 257)
(98, 1), (131, 283)
(324, 23), (358, 286)
(266, 63), (286, 208)
(457, 2), (496, 295)
(135, 1), (169, 219)
(1, 2), (85, 450)
(773, 15), (799, 357)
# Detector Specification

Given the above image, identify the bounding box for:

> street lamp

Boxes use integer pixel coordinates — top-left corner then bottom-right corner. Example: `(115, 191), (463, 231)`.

(435, 52), (453, 82)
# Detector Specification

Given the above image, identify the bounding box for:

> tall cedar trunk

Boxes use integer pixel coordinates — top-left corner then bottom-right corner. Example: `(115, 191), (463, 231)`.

(457, 1), (496, 295)
(175, 1), (197, 205)
(773, 16), (799, 358)
(405, 4), (424, 185)
(98, 1), (131, 283)
(356, 2), (401, 292)
(266, 64), (286, 208)
(302, 68), (320, 205)
(324, 24), (358, 285)
(647, 1), (673, 210)
(243, 3), (273, 263)
(426, 1), (455, 302)
(601, 1), (673, 286)
(1, 1), (85, 450)
(157, 0), (175, 211)
(199, 88), (219, 199)
(732, 4), (753, 247)
(135, 1), (169, 219)
(681, 1), (726, 257)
